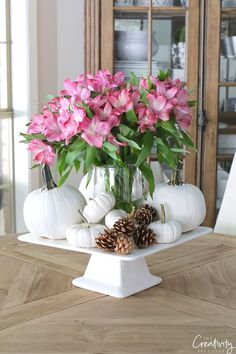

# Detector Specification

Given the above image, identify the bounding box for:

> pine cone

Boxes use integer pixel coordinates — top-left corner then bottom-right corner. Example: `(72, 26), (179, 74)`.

(115, 235), (134, 255)
(133, 226), (157, 248)
(113, 217), (135, 237)
(134, 205), (154, 226)
(142, 204), (157, 220)
(96, 229), (117, 252)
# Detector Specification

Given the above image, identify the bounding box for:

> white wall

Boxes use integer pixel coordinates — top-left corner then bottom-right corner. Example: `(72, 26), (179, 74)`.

(13, 0), (85, 233)
(37, 0), (84, 186)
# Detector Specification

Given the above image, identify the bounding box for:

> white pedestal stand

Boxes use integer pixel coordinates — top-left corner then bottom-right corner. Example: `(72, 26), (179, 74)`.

(18, 226), (212, 298)
(72, 255), (162, 298)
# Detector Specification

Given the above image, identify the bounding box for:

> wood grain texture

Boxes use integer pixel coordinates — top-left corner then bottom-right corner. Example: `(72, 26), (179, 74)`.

(0, 233), (235, 354)
(202, 1), (221, 226)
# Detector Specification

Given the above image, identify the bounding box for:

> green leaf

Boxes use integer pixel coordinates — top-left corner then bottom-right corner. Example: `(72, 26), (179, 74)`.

(68, 138), (87, 152)
(126, 109), (138, 124)
(135, 132), (154, 167)
(170, 147), (188, 153)
(82, 102), (93, 118)
(45, 94), (56, 101)
(65, 150), (79, 166)
(117, 133), (141, 150)
(158, 70), (170, 81)
(20, 133), (45, 141)
(57, 150), (67, 176)
(156, 138), (176, 169)
(188, 100), (197, 107)
(84, 146), (97, 171)
(57, 167), (73, 187)
(139, 162), (155, 197)
(86, 169), (93, 188)
(180, 130), (194, 148)
(129, 72), (139, 86)
(74, 159), (81, 173)
(30, 164), (40, 170)
(103, 142), (123, 166)
(119, 124), (135, 138)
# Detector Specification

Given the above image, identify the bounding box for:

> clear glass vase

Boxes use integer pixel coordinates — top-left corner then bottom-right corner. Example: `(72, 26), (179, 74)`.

(89, 166), (147, 212)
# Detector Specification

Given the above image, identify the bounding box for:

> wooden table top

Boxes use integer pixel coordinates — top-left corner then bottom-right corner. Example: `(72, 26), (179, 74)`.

(0, 233), (235, 354)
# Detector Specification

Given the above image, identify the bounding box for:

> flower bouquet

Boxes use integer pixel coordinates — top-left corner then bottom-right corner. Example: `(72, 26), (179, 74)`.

(21, 69), (195, 211)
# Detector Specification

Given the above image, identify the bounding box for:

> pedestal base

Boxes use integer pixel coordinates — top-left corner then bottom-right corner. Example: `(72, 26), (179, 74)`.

(72, 254), (162, 298)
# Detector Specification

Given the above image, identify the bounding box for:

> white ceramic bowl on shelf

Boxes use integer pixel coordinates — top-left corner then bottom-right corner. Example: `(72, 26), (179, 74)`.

(115, 31), (158, 61)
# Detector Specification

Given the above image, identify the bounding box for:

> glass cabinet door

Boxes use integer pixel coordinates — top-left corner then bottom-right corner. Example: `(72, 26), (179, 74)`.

(101, 0), (200, 185)
(217, 4), (236, 214)
(113, 0), (187, 81)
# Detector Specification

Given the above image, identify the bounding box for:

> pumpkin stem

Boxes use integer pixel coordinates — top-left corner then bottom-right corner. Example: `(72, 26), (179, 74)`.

(128, 206), (136, 219)
(78, 209), (88, 224)
(42, 165), (57, 190)
(160, 204), (166, 224)
(168, 160), (184, 186)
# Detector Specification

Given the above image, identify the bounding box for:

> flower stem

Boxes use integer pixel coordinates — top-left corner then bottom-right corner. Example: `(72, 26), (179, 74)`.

(160, 204), (166, 224)
(42, 165), (57, 190)
(168, 160), (184, 186)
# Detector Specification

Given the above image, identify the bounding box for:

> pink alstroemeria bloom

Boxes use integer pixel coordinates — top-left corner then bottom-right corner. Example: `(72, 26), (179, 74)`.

(88, 95), (106, 111)
(146, 94), (173, 121)
(63, 79), (91, 103)
(113, 71), (125, 86)
(27, 113), (44, 134)
(139, 78), (149, 90)
(43, 113), (64, 142)
(108, 89), (133, 113)
(28, 140), (55, 166)
(155, 80), (178, 105)
(58, 110), (79, 144)
(95, 102), (120, 127)
(81, 116), (112, 148)
(175, 106), (192, 130)
(135, 103), (157, 133)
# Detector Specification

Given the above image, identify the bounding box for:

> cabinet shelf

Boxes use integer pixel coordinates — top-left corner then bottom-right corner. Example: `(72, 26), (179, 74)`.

(217, 154), (234, 161)
(219, 82), (236, 87)
(219, 112), (236, 124)
(113, 6), (186, 16)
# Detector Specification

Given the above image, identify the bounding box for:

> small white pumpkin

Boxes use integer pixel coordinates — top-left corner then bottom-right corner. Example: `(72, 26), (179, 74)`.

(151, 183), (206, 233)
(149, 204), (182, 243)
(83, 192), (116, 223)
(105, 209), (127, 229)
(23, 165), (86, 239)
(66, 223), (105, 248)
(79, 171), (105, 203)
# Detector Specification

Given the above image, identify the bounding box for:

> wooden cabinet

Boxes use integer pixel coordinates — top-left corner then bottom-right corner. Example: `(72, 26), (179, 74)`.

(84, 0), (236, 227)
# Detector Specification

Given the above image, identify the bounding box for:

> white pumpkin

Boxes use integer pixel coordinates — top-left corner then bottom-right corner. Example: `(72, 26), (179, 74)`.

(151, 183), (206, 233)
(83, 192), (116, 223)
(79, 172), (105, 203)
(105, 209), (127, 229)
(149, 204), (182, 243)
(66, 223), (105, 248)
(24, 184), (86, 239)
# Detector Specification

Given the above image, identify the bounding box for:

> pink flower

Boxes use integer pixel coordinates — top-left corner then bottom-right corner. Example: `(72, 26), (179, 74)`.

(43, 112), (64, 142)
(108, 89), (133, 113)
(62, 79), (91, 103)
(135, 103), (157, 133)
(113, 71), (125, 85)
(175, 106), (192, 129)
(146, 94), (173, 121)
(28, 140), (55, 166)
(81, 116), (112, 148)
(58, 110), (78, 144)
(139, 78), (148, 90)
(94, 102), (120, 127)
(27, 113), (44, 134)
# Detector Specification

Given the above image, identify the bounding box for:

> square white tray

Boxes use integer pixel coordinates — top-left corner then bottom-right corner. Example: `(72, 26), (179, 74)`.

(18, 226), (212, 298)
